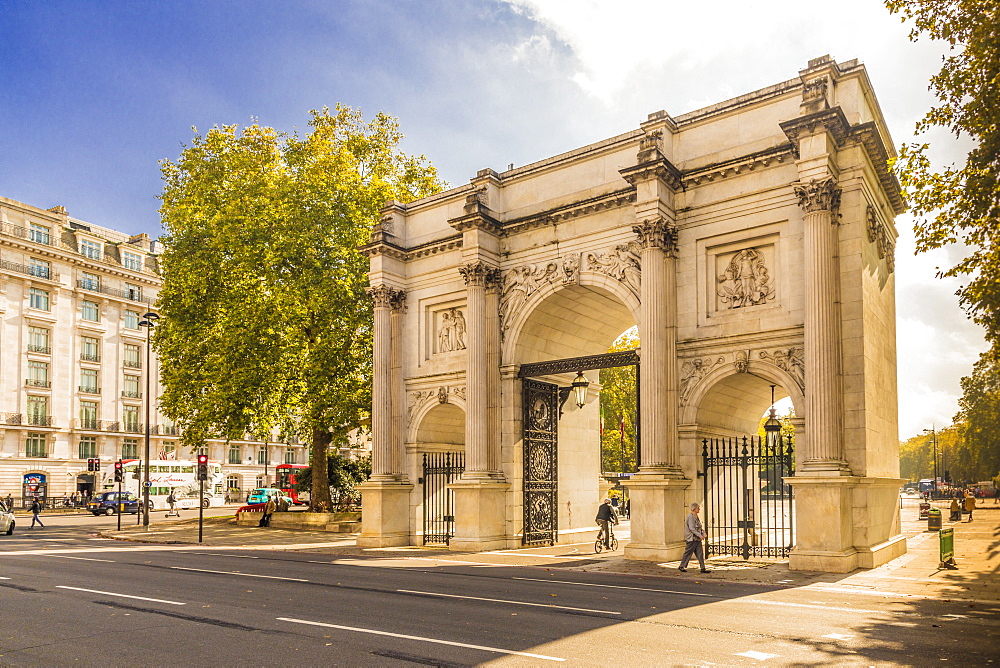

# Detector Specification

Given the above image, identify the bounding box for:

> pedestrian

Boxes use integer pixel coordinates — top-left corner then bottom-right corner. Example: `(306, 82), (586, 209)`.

(964, 491), (976, 521)
(679, 502), (710, 573)
(166, 490), (179, 516)
(595, 497), (618, 549)
(949, 497), (961, 522)
(29, 497), (44, 529)
(4, 493), (12, 510)
(277, 495), (289, 513)
(259, 495), (277, 527)
(623, 498), (630, 519)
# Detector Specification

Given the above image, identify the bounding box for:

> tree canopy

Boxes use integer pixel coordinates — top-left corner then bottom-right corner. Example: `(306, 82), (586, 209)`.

(155, 106), (443, 512)
(599, 328), (639, 473)
(886, 0), (1000, 344)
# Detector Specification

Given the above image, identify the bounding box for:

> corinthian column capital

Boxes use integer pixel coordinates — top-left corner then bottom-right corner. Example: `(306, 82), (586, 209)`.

(794, 177), (841, 214)
(367, 284), (406, 311)
(632, 217), (678, 254)
(459, 261), (501, 287)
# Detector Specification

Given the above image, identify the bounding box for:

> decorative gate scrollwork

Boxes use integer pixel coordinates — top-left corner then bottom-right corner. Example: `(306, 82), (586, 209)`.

(421, 452), (464, 545)
(522, 379), (558, 545)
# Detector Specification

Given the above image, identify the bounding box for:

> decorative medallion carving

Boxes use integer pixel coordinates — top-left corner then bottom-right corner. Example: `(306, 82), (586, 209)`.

(585, 242), (641, 297)
(793, 177), (841, 215)
(734, 350), (749, 374)
(498, 256), (581, 334)
(717, 248), (775, 309)
(632, 217), (679, 254)
(367, 284), (405, 310)
(679, 356), (725, 405)
(437, 386), (450, 403)
(866, 205), (895, 273)
(406, 389), (436, 425)
(435, 307), (467, 354)
(758, 347), (805, 393)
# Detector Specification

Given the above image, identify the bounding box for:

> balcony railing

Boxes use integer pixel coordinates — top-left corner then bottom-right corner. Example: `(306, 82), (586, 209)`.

(121, 390), (142, 398)
(24, 449), (48, 458)
(25, 379), (51, 388)
(122, 423), (144, 434)
(123, 360), (142, 368)
(27, 345), (51, 354)
(153, 425), (179, 436)
(4, 413), (23, 425)
(27, 415), (54, 427)
(73, 419), (121, 431)
(0, 259), (60, 282)
(0, 221), (159, 277)
(79, 385), (101, 394)
(76, 279), (153, 305)
(80, 352), (101, 362)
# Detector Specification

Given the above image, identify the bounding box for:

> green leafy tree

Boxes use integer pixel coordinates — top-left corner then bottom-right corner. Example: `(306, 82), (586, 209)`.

(599, 328), (639, 473)
(956, 350), (1000, 480)
(885, 0), (1000, 344)
(294, 453), (372, 511)
(156, 106), (442, 512)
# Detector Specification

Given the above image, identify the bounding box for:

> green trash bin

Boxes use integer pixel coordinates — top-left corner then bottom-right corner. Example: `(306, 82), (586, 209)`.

(927, 507), (942, 531)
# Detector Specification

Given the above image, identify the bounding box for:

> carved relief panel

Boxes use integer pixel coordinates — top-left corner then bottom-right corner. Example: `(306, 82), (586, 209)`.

(432, 306), (467, 354)
(715, 245), (776, 310)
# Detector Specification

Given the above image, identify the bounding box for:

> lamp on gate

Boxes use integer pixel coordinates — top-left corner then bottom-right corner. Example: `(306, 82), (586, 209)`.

(763, 385), (782, 445)
(571, 371), (591, 409)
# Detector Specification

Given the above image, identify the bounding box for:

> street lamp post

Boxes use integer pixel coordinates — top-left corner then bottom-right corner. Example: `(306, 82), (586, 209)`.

(923, 427), (938, 497)
(138, 312), (160, 529)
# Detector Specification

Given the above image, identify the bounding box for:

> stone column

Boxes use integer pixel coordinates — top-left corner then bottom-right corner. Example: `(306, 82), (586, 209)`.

(485, 271), (503, 476)
(794, 177), (850, 474)
(389, 289), (407, 477)
(366, 284), (399, 480)
(459, 261), (493, 478)
(632, 217), (682, 474)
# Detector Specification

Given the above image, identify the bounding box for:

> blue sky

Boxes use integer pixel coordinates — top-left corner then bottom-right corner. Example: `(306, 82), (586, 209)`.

(0, 0), (987, 438)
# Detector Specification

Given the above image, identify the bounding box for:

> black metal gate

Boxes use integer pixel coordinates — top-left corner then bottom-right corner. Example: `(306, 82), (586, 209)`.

(522, 379), (559, 545)
(701, 434), (794, 560)
(422, 452), (464, 545)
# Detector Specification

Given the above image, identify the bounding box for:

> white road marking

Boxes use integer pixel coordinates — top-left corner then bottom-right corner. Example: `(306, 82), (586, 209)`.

(805, 585), (924, 599)
(396, 589), (621, 614)
(404, 557), (487, 565)
(188, 552), (259, 559)
(56, 586), (186, 606)
(168, 566), (308, 581)
(735, 650), (779, 660)
(512, 576), (716, 597)
(277, 617), (565, 662)
(0, 576), (9, 579)
(745, 600), (881, 614)
(47, 555), (116, 562)
(481, 551), (597, 561)
(822, 633), (854, 640)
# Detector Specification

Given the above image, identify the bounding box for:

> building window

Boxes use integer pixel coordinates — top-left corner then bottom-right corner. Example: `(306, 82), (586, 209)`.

(125, 283), (142, 301)
(29, 287), (50, 311)
(123, 343), (141, 368)
(79, 238), (102, 259)
(121, 438), (138, 459)
(255, 475), (265, 488)
(27, 396), (48, 426)
(78, 436), (98, 459)
(29, 223), (51, 245)
(26, 433), (47, 458)
(122, 251), (143, 271)
(257, 445), (268, 465)
(80, 271), (100, 291)
(80, 401), (99, 429)
(80, 368), (99, 394)
(82, 300), (100, 322)
(284, 448), (297, 464)
(29, 258), (51, 279)
(124, 310), (139, 329)
(123, 374), (140, 398)
(81, 336), (100, 362)
(228, 444), (242, 465)
(123, 405), (140, 432)
(28, 326), (50, 354)
(27, 360), (49, 387)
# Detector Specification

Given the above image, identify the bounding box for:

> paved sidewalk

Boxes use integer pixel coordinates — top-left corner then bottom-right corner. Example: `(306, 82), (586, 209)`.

(100, 498), (999, 602)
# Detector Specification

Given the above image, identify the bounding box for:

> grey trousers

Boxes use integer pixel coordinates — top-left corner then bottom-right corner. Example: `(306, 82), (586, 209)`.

(680, 539), (705, 569)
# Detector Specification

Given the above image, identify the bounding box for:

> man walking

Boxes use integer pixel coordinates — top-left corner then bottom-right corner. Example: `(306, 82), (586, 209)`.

(595, 497), (618, 549)
(29, 497), (44, 529)
(679, 502), (710, 573)
(964, 491), (976, 521)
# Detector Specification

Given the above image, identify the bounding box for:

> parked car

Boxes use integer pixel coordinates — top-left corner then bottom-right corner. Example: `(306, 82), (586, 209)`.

(87, 491), (140, 516)
(0, 499), (14, 535)
(246, 488), (293, 506)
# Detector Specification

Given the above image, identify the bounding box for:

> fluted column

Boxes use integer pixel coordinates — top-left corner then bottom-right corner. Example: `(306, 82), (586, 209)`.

(633, 217), (682, 473)
(795, 177), (849, 473)
(459, 261), (497, 477)
(367, 284), (403, 480)
(389, 290), (407, 478)
(485, 271), (503, 476)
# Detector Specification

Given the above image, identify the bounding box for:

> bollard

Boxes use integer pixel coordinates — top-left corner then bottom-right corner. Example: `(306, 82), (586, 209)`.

(927, 507), (942, 531)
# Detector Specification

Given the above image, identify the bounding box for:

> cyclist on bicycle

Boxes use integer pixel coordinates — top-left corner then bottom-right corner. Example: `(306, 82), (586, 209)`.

(596, 497), (619, 549)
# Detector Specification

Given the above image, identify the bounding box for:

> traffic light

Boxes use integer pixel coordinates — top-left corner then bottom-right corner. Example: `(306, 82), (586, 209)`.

(197, 454), (208, 481)
(114, 460), (124, 483)
(87, 458), (101, 472)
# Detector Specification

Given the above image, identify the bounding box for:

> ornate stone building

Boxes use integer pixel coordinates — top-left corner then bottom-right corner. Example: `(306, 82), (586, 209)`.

(360, 56), (904, 572)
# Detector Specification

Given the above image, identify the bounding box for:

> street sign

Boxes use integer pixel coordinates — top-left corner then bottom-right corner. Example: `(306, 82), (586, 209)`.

(143, 481), (152, 487)
(939, 527), (956, 568)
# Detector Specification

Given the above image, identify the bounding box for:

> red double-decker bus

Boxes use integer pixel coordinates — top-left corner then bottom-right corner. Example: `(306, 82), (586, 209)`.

(274, 464), (310, 505)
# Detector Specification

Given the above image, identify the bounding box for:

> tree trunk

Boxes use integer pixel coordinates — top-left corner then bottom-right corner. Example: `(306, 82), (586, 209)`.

(309, 426), (333, 512)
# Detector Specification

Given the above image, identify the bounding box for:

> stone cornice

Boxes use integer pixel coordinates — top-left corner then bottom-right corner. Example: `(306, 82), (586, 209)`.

(359, 240), (407, 260)
(502, 188), (636, 236)
(407, 236), (463, 259)
(682, 144), (796, 187)
(619, 156), (683, 191)
(850, 122), (907, 216)
(779, 107), (852, 153)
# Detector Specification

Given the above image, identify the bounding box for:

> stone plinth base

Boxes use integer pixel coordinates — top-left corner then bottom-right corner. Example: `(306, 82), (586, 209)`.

(356, 480), (413, 547)
(623, 474), (691, 563)
(788, 475), (906, 572)
(449, 478), (510, 552)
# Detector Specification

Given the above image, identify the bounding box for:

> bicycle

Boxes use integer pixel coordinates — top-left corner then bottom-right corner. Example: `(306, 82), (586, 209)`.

(595, 521), (618, 552)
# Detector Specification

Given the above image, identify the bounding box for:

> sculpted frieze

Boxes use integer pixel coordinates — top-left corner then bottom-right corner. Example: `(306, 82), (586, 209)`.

(758, 347), (804, 393)
(866, 205), (896, 273)
(498, 255), (580, 335)
(585, 242), (641, 298)
(435, 307), (467, 354)
(407, 386), (467, 426)
(679, 356), (726, 405)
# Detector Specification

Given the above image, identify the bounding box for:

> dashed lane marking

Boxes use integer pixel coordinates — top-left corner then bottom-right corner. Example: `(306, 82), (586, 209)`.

(168, 566), (308, 581)
(277, 617), (565, 662)
(822, 633), (854, 640)
(511, 576), (716, 597)
(56, 585), (186, 606)
(395, 589), (621, 614)
(744, 599), (882, 614)
(47, 555), (116, 562)
(735, 650), (779, 661)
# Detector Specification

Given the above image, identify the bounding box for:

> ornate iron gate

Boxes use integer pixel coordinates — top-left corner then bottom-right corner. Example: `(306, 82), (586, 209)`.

(522, 379), (559, 545)
(701, 434), (794, 560)
(421, 452), (464, 545)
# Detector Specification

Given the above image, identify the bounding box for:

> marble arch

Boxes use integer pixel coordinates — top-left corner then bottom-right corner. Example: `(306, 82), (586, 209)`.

(360, 56), (906, 572)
